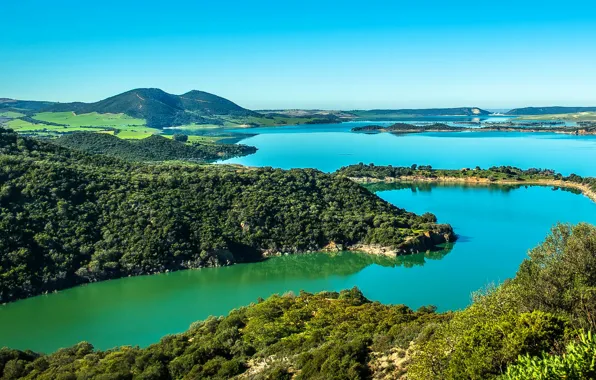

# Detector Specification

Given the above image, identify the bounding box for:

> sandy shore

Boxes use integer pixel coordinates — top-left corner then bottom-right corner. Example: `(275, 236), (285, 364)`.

(349, 176), (596, 203)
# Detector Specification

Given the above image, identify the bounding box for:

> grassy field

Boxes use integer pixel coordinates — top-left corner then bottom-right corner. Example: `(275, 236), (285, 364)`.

(113, 126), (161, 139)
(5, 119), (104, 133)
(517, 112), (596, 121)
(0, 111), (26, 118)
(162, 134), (225, 143)
(2, 110), (323, 140)
(5, 119), (160, 139)
(33, 112), (146, 127)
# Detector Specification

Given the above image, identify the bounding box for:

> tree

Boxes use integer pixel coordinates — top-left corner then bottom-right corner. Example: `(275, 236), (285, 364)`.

(172, 134), (189, 143)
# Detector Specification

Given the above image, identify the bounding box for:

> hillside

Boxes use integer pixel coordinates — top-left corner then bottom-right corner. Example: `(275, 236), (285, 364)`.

(43, 88), (260, 128)
(0, 127), (454, 303)
(53, 132), (257, 162)
(0, 98), (56, 113)
(506, 106), (596, 115)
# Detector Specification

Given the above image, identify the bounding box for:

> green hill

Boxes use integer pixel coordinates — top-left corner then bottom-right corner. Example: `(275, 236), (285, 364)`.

(43, 88), (260, 128)
(0, 98), (56, 113)
(506, 106), (596, 115)
(0, 127), (454, 303)
(53, 132), (257, 162)
(3, 223), (596, 379)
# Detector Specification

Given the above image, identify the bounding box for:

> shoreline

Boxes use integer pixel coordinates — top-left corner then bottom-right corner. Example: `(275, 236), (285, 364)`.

(352, 125), (596, 135)
(349, 176), (596, 203)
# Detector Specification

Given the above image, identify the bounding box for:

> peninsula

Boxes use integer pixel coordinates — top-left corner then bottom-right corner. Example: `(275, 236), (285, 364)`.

(0, 127), (454, 304)
(336, 164), (596, 203)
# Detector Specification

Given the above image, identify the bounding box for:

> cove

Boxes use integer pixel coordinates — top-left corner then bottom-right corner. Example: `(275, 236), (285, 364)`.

(220, 123), (596, 176)
(2, 183), (596, 353)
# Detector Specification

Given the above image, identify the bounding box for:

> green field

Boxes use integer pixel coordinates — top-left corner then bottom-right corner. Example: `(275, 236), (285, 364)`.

(113, 126), (161, 139)
(0, 111), (26, 118)
(4, 112), (158, 139)
(517, 112), (596, 121)
(2, 110), (329, 141)
(5, 119), (104, 133)
(33, 112), (146, 127)
(162, 134), (224, 143)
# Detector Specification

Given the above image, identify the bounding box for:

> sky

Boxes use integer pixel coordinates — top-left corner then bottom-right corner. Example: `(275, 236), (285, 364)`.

(1, 0), (596, 109)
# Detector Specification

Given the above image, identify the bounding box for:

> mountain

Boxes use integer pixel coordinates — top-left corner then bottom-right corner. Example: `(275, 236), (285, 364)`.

(506, 106), (596, 115)
(349, 107), (491, 118)
(44, 88), (260, 128)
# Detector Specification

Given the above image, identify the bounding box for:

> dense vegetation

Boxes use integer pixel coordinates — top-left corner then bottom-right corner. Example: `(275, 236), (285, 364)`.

(506, 106), (596, 115)
(336, 163), (561, 182)
(53, 132), (257, 162)
(335, 163), (596, 196)
(0, 128), (453, 303)
(3, 223), (596, 379)
(408, 223), (596, 379)
(0, 288), (449, 379)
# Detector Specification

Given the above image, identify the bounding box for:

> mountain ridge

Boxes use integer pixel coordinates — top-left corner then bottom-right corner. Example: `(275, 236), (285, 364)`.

(41, 88), (260, 128)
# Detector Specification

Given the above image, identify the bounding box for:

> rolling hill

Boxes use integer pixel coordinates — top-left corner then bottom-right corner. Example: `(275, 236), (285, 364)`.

(506, 106), (596, 115)
(44, 88), (260, 128)
(53, 132), (256, 161)
(0, 98), (57, 113)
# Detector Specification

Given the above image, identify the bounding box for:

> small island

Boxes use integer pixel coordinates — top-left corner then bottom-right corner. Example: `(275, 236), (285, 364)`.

(352, 122), (596, 135)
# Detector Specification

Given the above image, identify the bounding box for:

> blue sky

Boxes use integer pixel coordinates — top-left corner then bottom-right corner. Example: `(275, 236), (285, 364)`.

(1, 0), (595, 109)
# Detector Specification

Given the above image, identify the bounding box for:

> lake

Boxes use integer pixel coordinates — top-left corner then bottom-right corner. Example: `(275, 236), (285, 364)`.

(2, 183), (596, 353)
(220, 122), (596, 176)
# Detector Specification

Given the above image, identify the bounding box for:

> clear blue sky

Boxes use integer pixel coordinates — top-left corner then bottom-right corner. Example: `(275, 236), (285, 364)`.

(1, 0), (595, 109)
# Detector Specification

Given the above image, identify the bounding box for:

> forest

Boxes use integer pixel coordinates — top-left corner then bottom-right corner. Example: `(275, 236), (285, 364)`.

(53, 132), (257, 162)
(0, 127), (453, 303)
(335, 163), (596, 193)
(1, 223), (595, 379)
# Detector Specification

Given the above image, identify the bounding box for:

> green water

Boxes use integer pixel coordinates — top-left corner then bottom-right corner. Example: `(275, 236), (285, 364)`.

(2, 183), (596, 353)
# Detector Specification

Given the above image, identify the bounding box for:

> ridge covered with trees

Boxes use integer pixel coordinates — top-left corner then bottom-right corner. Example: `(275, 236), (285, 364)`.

(0, 128), (453, 303)
(2, 223), (596, 379)
(335, 163), (596, 193)
(53, 132), (257, 162)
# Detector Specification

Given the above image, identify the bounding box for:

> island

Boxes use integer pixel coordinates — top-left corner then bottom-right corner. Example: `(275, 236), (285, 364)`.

(351, 122), (596, 135)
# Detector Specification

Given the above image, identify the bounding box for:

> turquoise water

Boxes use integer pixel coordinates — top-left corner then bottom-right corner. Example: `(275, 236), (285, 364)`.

(1, 183), (595, 353)
(221, 123), (596, 176)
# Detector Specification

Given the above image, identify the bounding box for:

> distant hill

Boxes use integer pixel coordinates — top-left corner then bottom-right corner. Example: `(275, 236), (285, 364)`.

(0, 98), (56, 113)
(43, 88), (260, 128)
(506, 106), (596, 115)
(53, 132), (257, 162)
(349, 107), (491, 118)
